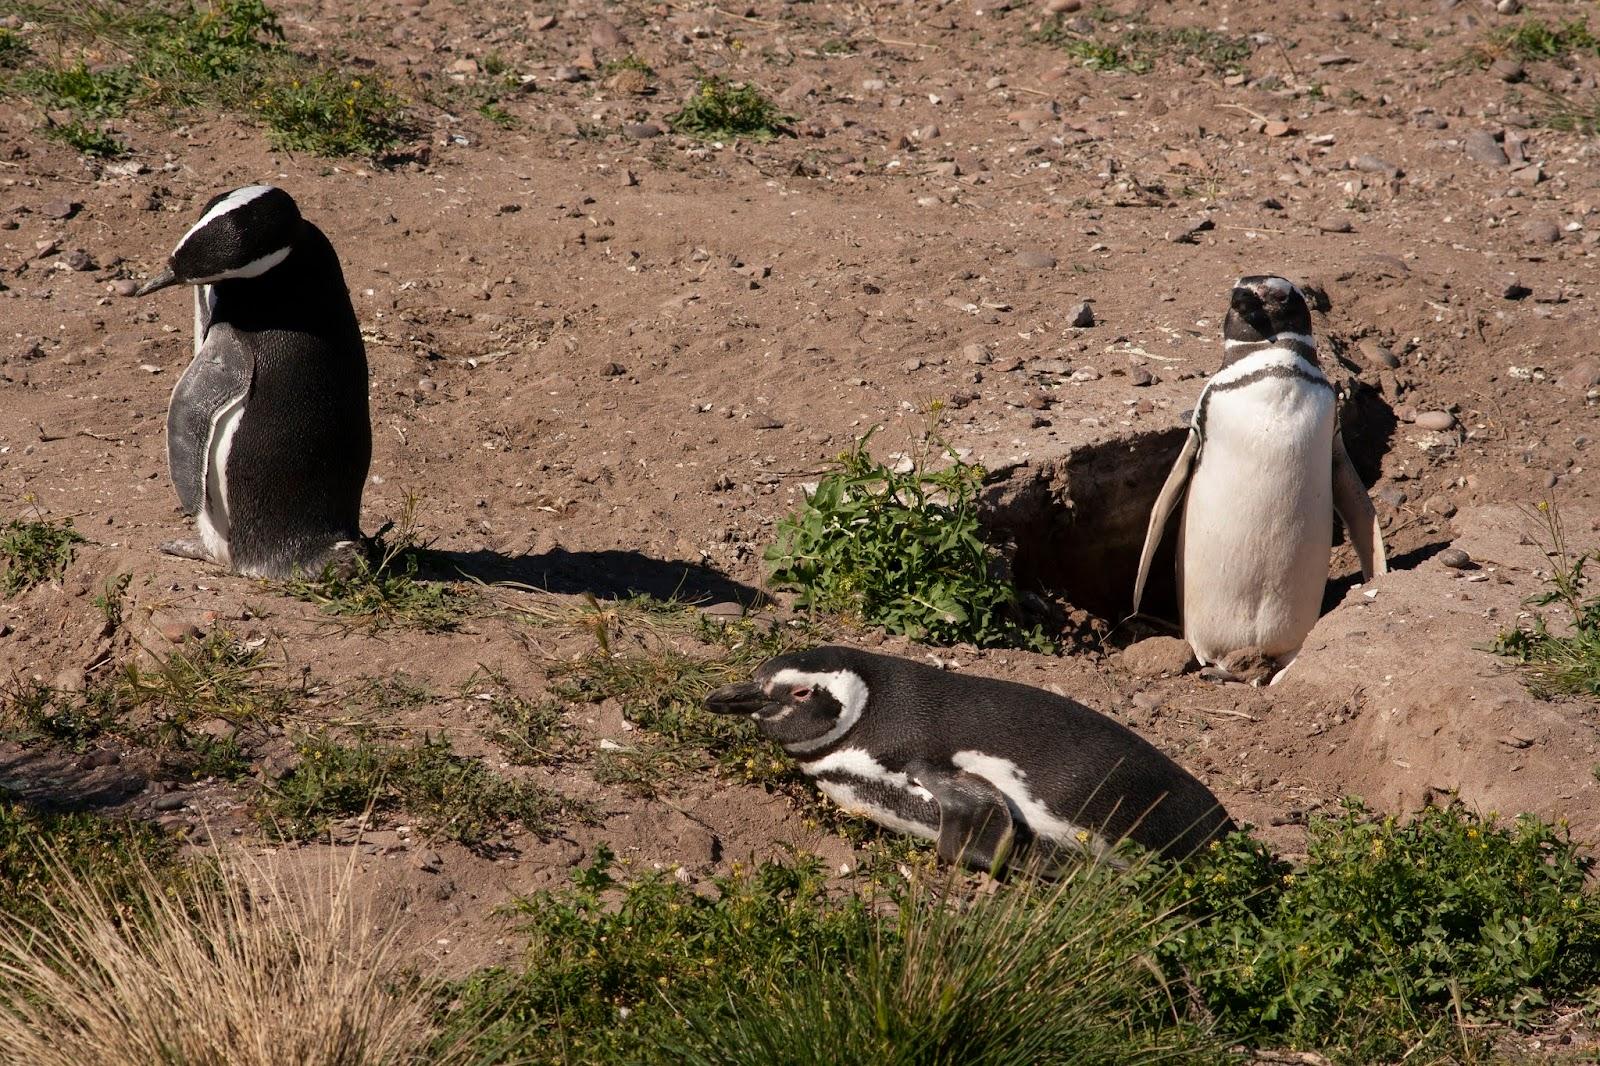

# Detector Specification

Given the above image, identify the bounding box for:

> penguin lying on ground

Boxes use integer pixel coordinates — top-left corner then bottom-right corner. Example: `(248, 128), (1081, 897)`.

(705, 646), (1234, 872)
(1133, 275), (1388, 685)
(136, 185), (371, 579)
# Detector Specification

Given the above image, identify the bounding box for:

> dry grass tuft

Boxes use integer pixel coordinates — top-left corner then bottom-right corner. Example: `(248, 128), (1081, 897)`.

(0, 843), (460, 1066)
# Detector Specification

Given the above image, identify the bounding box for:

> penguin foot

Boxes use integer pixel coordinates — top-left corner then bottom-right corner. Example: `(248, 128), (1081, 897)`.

(158, 537), (215, 564)
(321, 539), (367, 581)
(1199, 648), (1280, 687)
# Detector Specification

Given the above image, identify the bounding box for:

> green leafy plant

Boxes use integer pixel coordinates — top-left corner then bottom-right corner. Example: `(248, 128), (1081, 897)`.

(1154, 802), (1600, 1062)
(669, 76), (787, 140)
(0, 517), (86, 596)
(260, 732), (571, 848)
(1035, 19), (1251, 74)
(251, 69), (409, 156)
(1479, 17), (1600, 63)
(766, 431), (1049, 650)
(1493, 501), (1600, 698)
(0, 27), (32, 68)
(43, 118), (127, 156)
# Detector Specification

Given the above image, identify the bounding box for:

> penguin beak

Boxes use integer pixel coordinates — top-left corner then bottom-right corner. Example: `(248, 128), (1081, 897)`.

(704, 681), (772, 716)
(134, 266), (180, 297)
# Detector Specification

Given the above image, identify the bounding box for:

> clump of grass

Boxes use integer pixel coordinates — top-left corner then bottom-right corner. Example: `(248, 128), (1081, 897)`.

(0, 516), (85, 596)
(0, 845), (477, 1066)
(1034, 18), (1251, 74)
(261, 732), (568, 849)
(470, 671), (566, 766)
(283, 504), (474, 632)
(1, 628), (292, 778)
(766, 430), (1050, 650)
(1494, 501), (1600, 698)
(438, 845), (1223, 1064)
(1479, 17), (1600, 63)
(669, 76), (787, 140)
(1153, 802), (1600, 1062)
(0, 26), (32, 68)
(251, 69), (410, 156)
(1, 0), (411, 158)
(0, 791), (177, 933)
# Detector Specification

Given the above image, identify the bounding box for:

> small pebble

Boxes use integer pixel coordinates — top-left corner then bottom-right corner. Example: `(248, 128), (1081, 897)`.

(1424, 495), (1457, 518)
(1463, 129), (1507, 167)
(962, 342), (992, 365)
(1438, 548), (1471, 569)
(1521, 219), (1561, 245)
(112, 279), (139, 297)
(1067, 301), (1095, 328)
(1014, 248), (1056, 270)
(152, 793), (188, 812)
(1415, 410), (1456, 431)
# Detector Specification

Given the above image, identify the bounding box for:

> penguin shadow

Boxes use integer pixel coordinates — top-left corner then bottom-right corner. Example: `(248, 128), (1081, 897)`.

(0, 747), (149, 815)
(1322, 539), (1453, 613)
(414, 546), (770, 609)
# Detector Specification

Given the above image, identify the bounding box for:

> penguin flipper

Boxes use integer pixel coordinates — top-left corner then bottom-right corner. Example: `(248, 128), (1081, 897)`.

(1330, 430), (1388, 580)
(167, 324), (254, 517)
(1133, 430), (1200, 613)
(920, 768), (1016, 875)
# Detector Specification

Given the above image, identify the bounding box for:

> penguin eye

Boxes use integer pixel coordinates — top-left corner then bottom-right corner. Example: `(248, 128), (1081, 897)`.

(791, 687), (812, 700)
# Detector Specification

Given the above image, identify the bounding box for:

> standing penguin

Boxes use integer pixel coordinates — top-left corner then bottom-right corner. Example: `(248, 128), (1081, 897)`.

(705, 646), (1233, 871)
(1133, 275), (1388, 683)
(135, 185), (371, 579)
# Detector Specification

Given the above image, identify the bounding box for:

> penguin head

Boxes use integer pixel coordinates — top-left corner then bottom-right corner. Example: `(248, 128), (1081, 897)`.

(136, 185), (304, 296)
(704, 645), (870, 751)
(1224, 275), (1312, 347)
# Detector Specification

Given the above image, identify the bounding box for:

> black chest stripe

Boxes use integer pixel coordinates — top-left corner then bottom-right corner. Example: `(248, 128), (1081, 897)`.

(1193, 364), (1333, 439)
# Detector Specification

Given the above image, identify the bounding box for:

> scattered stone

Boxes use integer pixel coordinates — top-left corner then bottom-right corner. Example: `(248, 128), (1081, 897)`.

(1423, 494), (1457, 518)
(160, 621), (202, 643)
(1357, 340), (1400, 369)
(1067, 301), (1095, 327)
(700, 601), (745, 619)
(112, 278), (138, 297)
(1521, 219), (1561, 245)
(1512, 164), (1544, 186)
(1069, 366), (1100, 382)
(1414, 410), (1456, 431)
(600, 361), (626, 376)
(552, 65), (583, 82)
(994, 356), (1024, 372)
(590, 20), (628, 48)
(415, 849), (444, 872)
(1490, 58), (1525, 83)
(152, 793), (188, 812)
(1014, 248), (1056, 270)
(40, 199), (79, 220)
(447, 58), (480, 76)
(1317, 217), (1353, 234)
(1556, 360), (1600, 392)
(622, 122), (662, 139)
(79, 748), (120, 769)
(1438, 548), (1472, 569)
(1463, 129), (1507, 166)
(1375, 486), (1408, 508)
(1168, 217), (1214, 244)
(962, 342), (992, 365)
(64, 249), (95, 271)
(1496, 0), (1521, 13)
(1263, 120), (1295, 138)
(1121, 636), (1195, 678)
(1352, 155), (1403, 179)
(1502, 281), (1532, 301)
(1045, 0), (1081, 11)
(754, 417), (784, 429)
(1130, 367), (1153, 386)
(902, 358), (923, 372)
(1315, 52), (1356, 65)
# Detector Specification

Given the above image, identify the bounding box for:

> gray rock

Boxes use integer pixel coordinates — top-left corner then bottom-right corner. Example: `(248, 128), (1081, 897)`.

(1521, 219), (1561, 245)
(40, 200), (78, 220)
(1376, 486), (1408, 508)
(1121, 636), (1196, 678)
(1067, 301), (1095, 327)
(1014, 248), (1057, 270)
(1464, 130), (1507, 166)
(1490, 58), (1525, 82)
(1358, 340), (1399, 369)
(112, 279), (138, 297)
(152, 793), (188, 812)
(1414, 410), (1456, 431)
(1168, 217), (1215, 244)
(1502, 282), (1532, 300)
(622, 122), (662, 139)
(962, 342), (992, 365)
(1424, 495), (1457, 518)
(1438, 548), (1471, 569)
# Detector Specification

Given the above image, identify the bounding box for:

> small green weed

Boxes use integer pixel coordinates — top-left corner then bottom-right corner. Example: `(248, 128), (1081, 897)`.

(472, 673), (566, 766)
(669, 76), (787, 140)
(0, 27), (31, 68)
(1494, 502), (1600, 698)
(766, 431), (1050, 650)
(1480, 17), (1600, 63)
(283, 506), (474, 632)
(0, 791), (177, 934)
(252, 69), (409, 156)
(1155, 802), (1600, 1062)
(261, 733), (570, 849)
(92, 573), (131, 633)
(2, 0), (410, 158)
(602, 53), (653, 76)
(1034, 18), (1251, 74)
(0, 516), (85, 596)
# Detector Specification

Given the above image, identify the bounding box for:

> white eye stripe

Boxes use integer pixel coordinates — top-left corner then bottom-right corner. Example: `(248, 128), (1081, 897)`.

(186, 245), (291, 284)
(176, 184), (279, 255)
(768, 668), (868, 754)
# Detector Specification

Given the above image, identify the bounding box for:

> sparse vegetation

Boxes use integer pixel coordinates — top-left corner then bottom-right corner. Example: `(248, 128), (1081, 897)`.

(0, 0), (410, 157)
(669, 76), (788, 140)
(284, 505), (475, 631)
(0, 516), (85, 596)
(1494, 502), (1600, 699)
(0, 845), (476, 1066)
(1035, 18), (1252, 74)
(766, 431), (1050, 650)
(1478, 17), (1600, 64)
(260, 732), (571, 848)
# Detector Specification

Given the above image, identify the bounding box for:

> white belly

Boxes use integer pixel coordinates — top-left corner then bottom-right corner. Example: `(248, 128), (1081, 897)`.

(1179, 378), (1334, 663)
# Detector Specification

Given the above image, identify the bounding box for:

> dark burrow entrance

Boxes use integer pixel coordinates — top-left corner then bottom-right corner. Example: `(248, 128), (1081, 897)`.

(980, 384), (1404, 645)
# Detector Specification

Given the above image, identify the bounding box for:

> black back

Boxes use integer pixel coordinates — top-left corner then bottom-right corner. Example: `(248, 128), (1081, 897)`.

(769, 647), (1234, 860)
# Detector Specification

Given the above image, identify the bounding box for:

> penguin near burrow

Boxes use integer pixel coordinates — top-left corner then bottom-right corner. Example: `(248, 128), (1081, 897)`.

(135, 185), (371, 580)
(705, 646), (1234, 872)
(1132, 275), (1388, 685)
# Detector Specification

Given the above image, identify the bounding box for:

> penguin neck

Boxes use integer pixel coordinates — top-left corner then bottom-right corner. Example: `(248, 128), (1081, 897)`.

(1220, 334), (1318, 369)
(206, 222), (359, 337)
